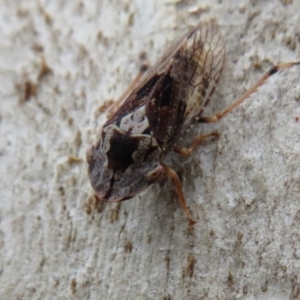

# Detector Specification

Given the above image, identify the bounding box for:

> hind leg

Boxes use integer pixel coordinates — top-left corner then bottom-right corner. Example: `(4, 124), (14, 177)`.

(198, 61), (300, 123)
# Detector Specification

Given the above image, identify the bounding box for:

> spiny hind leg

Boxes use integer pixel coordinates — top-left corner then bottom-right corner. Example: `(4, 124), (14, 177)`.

(162, 164), (196, 226)
(174, 131), (219, 157)
(198, 61), (300, 123)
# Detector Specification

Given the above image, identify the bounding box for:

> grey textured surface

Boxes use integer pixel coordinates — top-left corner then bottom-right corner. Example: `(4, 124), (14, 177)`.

(1, 0), (300, 299)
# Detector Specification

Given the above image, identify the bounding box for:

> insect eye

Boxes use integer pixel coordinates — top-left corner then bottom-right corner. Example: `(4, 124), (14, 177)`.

(145, 165), (164, 184)
(86, 145), (94, 164)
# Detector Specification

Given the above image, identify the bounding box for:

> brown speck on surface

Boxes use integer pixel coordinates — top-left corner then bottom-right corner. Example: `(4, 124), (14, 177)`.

(281, 265), (287, 272)
(261, 281), (268, 292)
(128, 12), (134, 27)
(58, 186), (65, 197)
(98, 99), (114, 113)
(295, 116), (299, 122)
(23, 81), (37, 102)
(291, 285), (300, 298)
(17, 8), (29, 17)
(110, 203), (121, 223)
(74, 130), (82, 149)
(284, 36), (296, 51)
(281, 0), (293, 5)
(43, 10), (52, 24)
(147, 235), (152, 244)
(247, 9), (261, 24)
(139, 51), (147, 61)
(94, 194), (104, 213)
(85, 194), (94, 215)
(38, 55), (52, 80)
(253, 60), (262, 70)
(32, 43), (44, 53)
(17, 58), (50, 102)
(138, 51), (149, 73)
(237, 231), (243, 242)
(96, 31), (109, 46)
(186, 223), (195, 236)
(165, 253), (170, 271)
(86, 193), (105, 215)
(38, 4), (52, 24)
(85, 203), (92, 215)
(228, 271), (234, 285)
(68, 156), (82, 164)
(70, 278), (77, 294)
(124, 240), (133, 253)
(185, 254), (196, 278)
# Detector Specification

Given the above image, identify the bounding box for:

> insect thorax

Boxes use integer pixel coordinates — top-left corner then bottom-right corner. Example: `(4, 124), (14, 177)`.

(88, 105), (163, 201)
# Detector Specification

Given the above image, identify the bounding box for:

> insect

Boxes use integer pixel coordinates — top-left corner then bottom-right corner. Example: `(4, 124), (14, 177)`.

(86, 20), (299, 225)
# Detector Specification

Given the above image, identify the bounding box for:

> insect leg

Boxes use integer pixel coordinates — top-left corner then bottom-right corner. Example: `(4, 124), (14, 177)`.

(162, 164), (197, 226)
(199, 61), (300, 123)
(174, 131), (219, 156)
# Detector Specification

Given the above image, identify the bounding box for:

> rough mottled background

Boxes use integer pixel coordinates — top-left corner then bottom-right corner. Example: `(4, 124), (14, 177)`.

(1, 0), (300, 299)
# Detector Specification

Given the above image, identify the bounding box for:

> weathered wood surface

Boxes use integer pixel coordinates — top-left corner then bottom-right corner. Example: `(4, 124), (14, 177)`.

(1, 1), (300, 299)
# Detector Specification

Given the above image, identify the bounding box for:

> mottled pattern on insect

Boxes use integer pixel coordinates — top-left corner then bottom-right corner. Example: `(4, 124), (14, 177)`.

(86, 20), (299, 225)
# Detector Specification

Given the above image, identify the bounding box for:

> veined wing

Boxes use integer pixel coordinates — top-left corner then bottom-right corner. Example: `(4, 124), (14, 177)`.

(144, 20), (225, 148)
(172, 20), (225, 131)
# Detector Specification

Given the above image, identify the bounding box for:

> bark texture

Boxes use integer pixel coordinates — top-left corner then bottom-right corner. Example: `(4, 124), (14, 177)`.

(1, 1), (300, 299)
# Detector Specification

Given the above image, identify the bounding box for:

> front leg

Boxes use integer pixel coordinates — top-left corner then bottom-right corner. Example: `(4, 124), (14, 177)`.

(162, 164), (196, 226)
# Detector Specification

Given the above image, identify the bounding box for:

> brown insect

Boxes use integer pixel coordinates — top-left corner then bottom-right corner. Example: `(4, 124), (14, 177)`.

(86, 20), (299, 225)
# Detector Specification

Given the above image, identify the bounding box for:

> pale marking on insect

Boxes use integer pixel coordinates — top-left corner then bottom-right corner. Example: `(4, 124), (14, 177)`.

(119, 105), (149, 133)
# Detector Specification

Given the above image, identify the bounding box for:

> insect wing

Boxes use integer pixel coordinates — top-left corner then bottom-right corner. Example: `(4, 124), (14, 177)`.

(174, 21), (225, 131)
(143, 20), (226, 148)
(105, 21), (225, 150)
